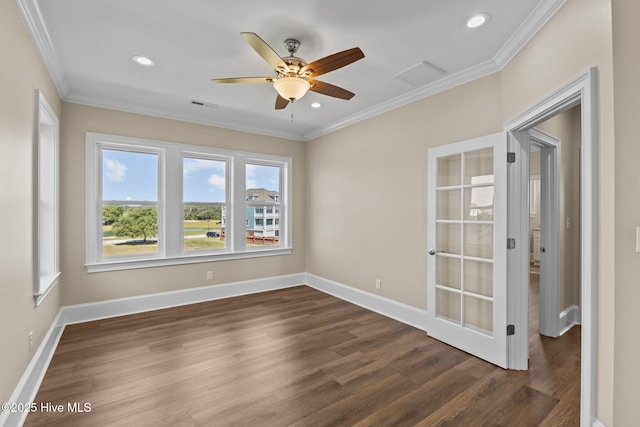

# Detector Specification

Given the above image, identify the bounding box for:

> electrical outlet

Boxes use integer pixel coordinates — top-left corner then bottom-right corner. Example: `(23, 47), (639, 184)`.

(206, 271), (214, 281)
(375, 279), (381, 290)
(29, 331), (34, 352)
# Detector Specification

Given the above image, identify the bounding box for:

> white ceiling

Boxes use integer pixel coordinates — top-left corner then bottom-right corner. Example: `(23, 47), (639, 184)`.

(18, 0), (565, 141)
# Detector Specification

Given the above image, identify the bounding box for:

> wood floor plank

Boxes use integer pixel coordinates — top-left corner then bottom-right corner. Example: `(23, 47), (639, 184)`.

(25, 283), (580, 426)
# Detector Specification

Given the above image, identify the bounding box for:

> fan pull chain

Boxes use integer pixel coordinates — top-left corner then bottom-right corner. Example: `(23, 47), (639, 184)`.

(290, 100), (294, 124)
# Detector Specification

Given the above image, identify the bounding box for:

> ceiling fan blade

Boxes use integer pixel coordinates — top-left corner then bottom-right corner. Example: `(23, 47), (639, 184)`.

(300, 47), (364, 77)
(309, 80), (355, 100)
(275, 94), (290, 110)
(212, 77), (275, 84)
(241, 32), (290, 73)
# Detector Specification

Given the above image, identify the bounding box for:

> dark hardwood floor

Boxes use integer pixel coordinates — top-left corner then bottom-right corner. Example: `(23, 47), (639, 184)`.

(25, 277), (580, 426)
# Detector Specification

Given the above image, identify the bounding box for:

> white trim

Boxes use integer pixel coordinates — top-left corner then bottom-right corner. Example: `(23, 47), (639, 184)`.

(558, 305), (581, 336)
(529, 129), (562, 338)
(85, 132), (293, 271)
(62, 273), (305, 325)
(504, 67), (598, 427)
(13, 0), (70, 97)
(0, 310), (65, 427)
(494, 0), (568, 68)
(305, 274), (428, 331)
(592, 419), (605, 427)
(86, 248), (294, 273)
(33, 90), (61, 307)
(65, 91), (304, 142)
(16, 0), (566, 142)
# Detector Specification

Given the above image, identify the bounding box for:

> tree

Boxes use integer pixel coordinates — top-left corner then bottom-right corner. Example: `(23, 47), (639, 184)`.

(112, 207), (157, 243)
(102, 206), (124, 225)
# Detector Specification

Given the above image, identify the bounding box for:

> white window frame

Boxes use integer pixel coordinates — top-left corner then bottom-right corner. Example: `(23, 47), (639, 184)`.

(181, 153), (229, 255)
(33, 90), (61, 305)
(244, 159), (288, 252)
(96, 143), (164, 262)
(86, 133), (292, 272)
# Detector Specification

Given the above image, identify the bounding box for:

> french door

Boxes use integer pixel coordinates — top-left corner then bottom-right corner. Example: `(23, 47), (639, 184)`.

(427, 133), (508, 368)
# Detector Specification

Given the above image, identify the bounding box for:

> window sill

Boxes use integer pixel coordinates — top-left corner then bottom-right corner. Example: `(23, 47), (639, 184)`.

(34, 272), (61, 306)
(85, 248), (293, 273)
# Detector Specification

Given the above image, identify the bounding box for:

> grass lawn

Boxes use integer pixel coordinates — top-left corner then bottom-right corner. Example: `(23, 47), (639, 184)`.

(102, 220), (224, 257)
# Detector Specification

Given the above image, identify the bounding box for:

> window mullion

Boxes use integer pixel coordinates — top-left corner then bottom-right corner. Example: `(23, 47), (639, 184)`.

(232, 158), (247, 252)
(164, 148), (182, 257)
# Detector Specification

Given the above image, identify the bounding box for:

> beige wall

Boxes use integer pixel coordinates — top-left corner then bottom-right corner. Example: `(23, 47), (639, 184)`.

(612, 1), (640, 425)
(60, 103), (306, 305)
(307, 0), (616, 423)
(0, 0), (63, 403)
(4, 0), (634, 423)
(305, 73), (503, 308)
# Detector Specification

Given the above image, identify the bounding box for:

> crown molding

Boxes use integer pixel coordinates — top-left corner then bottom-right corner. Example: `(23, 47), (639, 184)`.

(64, 91), (304, 141)
(494, 0), (568, 68)
(14, 0), (70, 97)
(18, 0), (566, 143)
(302, 59), (500, 141)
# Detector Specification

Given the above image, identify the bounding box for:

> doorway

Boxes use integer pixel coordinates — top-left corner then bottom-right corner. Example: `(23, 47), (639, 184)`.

(504, 68), (597, 425)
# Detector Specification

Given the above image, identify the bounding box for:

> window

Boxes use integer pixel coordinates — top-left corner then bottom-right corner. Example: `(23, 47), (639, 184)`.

(245, 163), (283, 246)
(183, 156), (227, 252)
(34, 91), (60, 305)
(101, 149), (160, 258)
(86, 133), (292, 272)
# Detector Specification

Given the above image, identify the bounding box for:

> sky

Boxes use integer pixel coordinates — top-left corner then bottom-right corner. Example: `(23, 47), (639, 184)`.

(102, 149), (280, 202)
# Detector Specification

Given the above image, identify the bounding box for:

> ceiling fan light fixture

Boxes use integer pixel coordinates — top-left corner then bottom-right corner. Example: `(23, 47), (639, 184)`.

(273, 76), (310, 101)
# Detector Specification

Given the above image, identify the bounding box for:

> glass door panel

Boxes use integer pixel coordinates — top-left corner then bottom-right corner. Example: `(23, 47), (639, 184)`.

(428, 133), (507, 368)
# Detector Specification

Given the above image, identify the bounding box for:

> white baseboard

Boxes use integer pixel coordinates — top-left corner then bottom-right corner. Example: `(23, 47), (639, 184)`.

(305, 273), (428, 331)
(0, 311), (65, 427)
(3, 273), (590, 427)
(558, 304), (581, 336)
(62, 273), (306, 325)
(1, 273), (305, 427)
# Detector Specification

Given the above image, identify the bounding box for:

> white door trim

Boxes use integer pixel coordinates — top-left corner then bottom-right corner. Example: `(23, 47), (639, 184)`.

(504, 67), (597, 427)
(530, 129), (562, 338)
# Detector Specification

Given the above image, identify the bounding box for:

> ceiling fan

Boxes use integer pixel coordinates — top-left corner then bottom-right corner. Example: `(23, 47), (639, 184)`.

(213, 32), (365, 110)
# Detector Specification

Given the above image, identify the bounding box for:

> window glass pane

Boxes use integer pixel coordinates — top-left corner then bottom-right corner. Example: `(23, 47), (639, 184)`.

(464, 148), (494, 185)
(246, 164), (281, 247)
(464, 224), (493, 259)
(465, 186), (494, 221)
(437, 154), (461, 187)
(183, 157), (226, 252)
(437, 256), (461, 290)
(437, 223), (461, 255)
(464, 296), (493, 336)
(464, 260), (493, 298)
(436, 288), (461, 325)
(101, 149), (158, 257)
(437, 189), (461, 220)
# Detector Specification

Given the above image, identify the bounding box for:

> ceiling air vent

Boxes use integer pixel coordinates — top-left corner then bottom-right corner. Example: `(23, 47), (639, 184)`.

(393, 61), (445, 87)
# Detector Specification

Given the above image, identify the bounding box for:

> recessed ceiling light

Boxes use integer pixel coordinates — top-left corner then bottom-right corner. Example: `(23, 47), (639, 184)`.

(132, 55), (155, 66)
(310, 102), (322, 109)
(466, 13), (491, 29)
